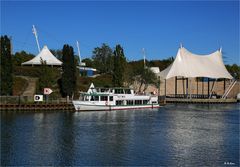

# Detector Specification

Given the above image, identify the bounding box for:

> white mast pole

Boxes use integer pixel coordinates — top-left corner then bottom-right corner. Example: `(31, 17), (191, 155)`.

(142, 48), (146, 68)
(76, 41), (81, 65)
(180, 43), (183, 48)
(32, 25), (41, 53)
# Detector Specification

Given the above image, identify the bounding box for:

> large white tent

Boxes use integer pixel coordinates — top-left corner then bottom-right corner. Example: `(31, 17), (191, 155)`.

(22, 45), (62, 66)
(158, 47), (233, 79)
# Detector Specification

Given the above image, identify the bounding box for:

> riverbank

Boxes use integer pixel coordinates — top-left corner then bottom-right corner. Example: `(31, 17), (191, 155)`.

(1, 98), (238, 112)
(0, 103), (75, 112)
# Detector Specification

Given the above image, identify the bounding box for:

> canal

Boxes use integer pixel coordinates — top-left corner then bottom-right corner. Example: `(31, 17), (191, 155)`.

(1, 104), (239, 166)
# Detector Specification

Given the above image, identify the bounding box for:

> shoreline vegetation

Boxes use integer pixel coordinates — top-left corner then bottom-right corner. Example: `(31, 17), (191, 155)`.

(1, 35), (240, 105)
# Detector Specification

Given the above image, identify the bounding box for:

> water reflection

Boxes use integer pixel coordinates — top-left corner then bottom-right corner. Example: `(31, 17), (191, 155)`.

(1, 104), (239, 166)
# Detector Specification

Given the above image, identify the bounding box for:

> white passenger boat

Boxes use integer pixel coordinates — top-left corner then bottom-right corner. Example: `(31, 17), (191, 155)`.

(72, 83), (160, 111)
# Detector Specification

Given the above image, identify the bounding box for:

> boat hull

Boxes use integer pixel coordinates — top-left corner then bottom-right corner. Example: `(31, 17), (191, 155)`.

(72, 101), (160, 111)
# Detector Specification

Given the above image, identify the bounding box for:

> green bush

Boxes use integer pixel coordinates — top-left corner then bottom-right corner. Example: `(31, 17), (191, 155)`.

(76, 74), (113, 92)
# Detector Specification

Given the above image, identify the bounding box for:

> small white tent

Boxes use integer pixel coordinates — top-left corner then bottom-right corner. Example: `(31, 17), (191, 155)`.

(22, 45), (62, 66)
(159, 47), (233, 79)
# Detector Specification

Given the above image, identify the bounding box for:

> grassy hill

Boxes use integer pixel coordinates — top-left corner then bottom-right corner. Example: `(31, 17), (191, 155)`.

(13, 66), (113, 98)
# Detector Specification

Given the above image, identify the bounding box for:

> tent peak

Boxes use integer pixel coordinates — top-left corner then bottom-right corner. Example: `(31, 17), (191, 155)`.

(159, 46), (232, 79)
(219, 47), (222, 53)
(180, 43), (183, 48)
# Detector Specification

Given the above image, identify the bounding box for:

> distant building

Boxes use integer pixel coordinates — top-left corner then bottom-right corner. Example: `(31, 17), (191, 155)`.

(150, 67), (160, 74)
(78, 67), (97, 77)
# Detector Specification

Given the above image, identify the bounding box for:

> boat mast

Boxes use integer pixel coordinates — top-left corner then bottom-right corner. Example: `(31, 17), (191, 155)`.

(32, 25), (41, 53)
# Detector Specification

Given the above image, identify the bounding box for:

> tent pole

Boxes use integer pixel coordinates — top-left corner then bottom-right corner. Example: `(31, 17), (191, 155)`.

(182, 77), (185, 97)
(209, 79), (217, 99)
(189, 78), (192, 99)
(175, 77), (177, 97)
(158, 77), (160, 96)
(197, 77), (198, 98)
(208, 78), (210, 98)
(224, 78), (226, 94)
(164, 79), (167, 98)
(186, 78), (189, 98)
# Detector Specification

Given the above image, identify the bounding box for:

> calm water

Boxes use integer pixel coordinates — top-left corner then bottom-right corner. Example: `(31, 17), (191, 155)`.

(1, 104), (239, 166)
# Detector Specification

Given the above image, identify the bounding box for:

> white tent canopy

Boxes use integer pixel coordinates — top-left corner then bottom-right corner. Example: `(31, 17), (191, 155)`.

(158, 47), (233, 79)
(22, 45), (62, 66)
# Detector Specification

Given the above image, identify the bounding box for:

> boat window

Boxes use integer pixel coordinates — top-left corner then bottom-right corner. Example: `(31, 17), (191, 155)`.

(85, 96), (90, 101)
(143, 100), (148, 104)
(109, 96), (113, 101)
(100, 96), (108, 101)
(94, 96), (99, 101)
(127, 100), (134, 105)
(116, 100), (124, 105)
(125, 89), (131, 94)
(90, 96), (99, 101)
(115, 89), (124, 94)
(135, 100), (142, 105)
(152, 101), (157, 104)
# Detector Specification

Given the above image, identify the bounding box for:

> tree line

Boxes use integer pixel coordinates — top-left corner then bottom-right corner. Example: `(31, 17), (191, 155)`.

(1, 35), (239, 97)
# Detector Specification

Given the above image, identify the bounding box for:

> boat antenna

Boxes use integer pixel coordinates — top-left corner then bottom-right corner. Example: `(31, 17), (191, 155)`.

(76, 41), (81, 65)
(32, 25), (41, 53)
(142, 48), (146, 68)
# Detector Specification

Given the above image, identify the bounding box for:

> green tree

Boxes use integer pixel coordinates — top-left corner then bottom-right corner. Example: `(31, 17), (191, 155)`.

(112, 44), (127, 87)
(61, 44), (77, 97)
(50, 49), (63, 61)
(82, 58), (94, 67)
(133, 67), (157, 92)
(226, 64), (240, 79)
(13, 51), (34, 66)
(92, 43), (113, 73)
(0, 35), (13, 95)
(127, 59), (158, 92)
(37, 58), (56, 93)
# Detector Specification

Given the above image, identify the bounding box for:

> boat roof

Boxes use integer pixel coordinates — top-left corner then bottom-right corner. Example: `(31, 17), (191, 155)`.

(95, 87), (131, 89)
